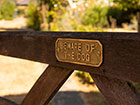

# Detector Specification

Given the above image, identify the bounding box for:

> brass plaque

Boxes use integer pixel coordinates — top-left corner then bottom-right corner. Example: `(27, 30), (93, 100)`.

(55, 38), (103, 67)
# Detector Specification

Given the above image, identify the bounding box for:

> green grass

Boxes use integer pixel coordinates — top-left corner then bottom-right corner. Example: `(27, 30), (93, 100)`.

(132, 82), (140, 95)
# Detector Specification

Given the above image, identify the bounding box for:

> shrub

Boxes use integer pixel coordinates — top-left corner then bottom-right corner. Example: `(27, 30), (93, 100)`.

(26, 2), (41, 31)
(131, 82), (140, 94)
(76, 71), (94, 84)
(0, 0), (16, 20)
(107, 6), (134, 26)
(82, 6), (108, 27)
(17, 8), (25, 17)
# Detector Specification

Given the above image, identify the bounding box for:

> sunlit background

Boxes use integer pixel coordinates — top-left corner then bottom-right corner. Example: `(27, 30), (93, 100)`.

(0, 0), (140, 105)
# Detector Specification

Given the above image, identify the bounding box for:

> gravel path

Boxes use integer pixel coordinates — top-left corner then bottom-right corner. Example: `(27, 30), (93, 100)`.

(51, 72), (97, 105)
(52, 92), (85, 105)
(52, 72), (85, 105)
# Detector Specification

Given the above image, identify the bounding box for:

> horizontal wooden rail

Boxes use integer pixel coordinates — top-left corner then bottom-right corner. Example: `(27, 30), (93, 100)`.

(0, 31), (140, 83)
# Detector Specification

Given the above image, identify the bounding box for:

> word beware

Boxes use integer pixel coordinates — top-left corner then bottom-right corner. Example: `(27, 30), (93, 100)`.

(55, 38), (103, 67)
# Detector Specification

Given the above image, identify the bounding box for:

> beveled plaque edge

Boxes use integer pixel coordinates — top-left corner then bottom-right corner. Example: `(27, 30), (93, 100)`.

(55, 38), (103, 67)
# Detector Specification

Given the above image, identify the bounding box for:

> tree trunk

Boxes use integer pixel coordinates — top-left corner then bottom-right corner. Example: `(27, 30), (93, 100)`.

(137, 12), (140, 33)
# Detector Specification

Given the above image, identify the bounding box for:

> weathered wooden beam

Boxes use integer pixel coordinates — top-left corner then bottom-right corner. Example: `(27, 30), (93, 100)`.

(0, 97), (18, 105)
(0, 31), (140, 82)
(21, 65), (73, 105)
(90, 73), (140, 105)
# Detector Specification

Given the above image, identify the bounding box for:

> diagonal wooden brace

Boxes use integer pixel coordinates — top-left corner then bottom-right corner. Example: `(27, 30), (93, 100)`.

(0, 97), (18, 105)
(21, 65), (73, 105)
(90, 73), (140, 105)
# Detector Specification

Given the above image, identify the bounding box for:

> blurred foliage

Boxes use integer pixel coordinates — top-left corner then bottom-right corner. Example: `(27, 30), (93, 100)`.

(108, 0), (140, 26)
(26, 0), (67, 30)
(39, 0), (68, 30)
(113, 0), (140, 11)
(0, 0), (16, 20)
(132, 82), (140, 94)
(26, 2), (41, 30)
(107, 6), (121, 23)
(40, 0), (67, 10)
(17, 8), (25, 17)
(82, 6), (108, 27)
(26, 0), (139, 31)
(76, 71), (94, 84)
(107, 6), (133, 26)
(72, 23), (105, 32)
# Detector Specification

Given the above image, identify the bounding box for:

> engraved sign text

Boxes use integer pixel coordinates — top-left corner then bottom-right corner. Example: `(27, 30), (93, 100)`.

(55, 38), (103, 67)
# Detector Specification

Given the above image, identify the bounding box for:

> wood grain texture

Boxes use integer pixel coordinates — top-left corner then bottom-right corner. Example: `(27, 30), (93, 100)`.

(0, 97), (18, 105)
(0, 31), (140, 82)
(90, 73), (140, 105)
(21, 65), (73, 105)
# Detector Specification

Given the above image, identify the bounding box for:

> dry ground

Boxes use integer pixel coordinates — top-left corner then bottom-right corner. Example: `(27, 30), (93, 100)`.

(0, 55), (103, 105)
(0, 55), (47, 104)
(0, 17), (26, 29)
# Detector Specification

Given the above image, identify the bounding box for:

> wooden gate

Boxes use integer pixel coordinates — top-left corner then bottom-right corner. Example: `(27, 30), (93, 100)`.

(0, 31), (140, 105)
